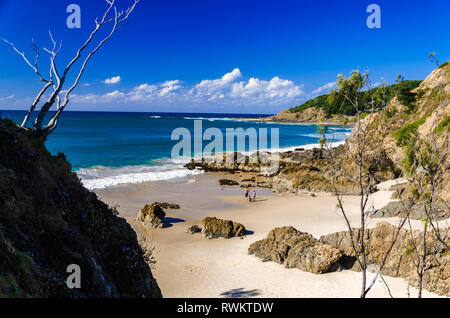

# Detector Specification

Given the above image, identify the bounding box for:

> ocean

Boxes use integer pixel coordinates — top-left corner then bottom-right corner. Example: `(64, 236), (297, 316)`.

(1, 110), (351, 190)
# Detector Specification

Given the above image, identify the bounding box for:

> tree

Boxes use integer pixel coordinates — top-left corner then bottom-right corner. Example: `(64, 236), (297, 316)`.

(2, 0), (139, 140)
(323, 70), (409, 298)
(317, 124), (328, 159)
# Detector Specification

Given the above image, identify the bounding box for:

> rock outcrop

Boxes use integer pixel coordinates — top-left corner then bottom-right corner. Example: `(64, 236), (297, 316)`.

(319, 222), (449, 296)
(201, 217), (246, 239)
(136, 203), (168, 229)
(373, 201), (449, 220)
(219, 179), (239, 186)
(0, 121), (161, 297)
(261, 107), (352, 125)
(187, 145), (396, 195)
(248, 226), (342, 274)
(186, 225), (200, 234)
(153, 202), (180, 209)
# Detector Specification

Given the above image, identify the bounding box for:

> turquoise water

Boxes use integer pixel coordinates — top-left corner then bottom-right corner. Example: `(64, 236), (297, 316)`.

(1, 111), (351, 189)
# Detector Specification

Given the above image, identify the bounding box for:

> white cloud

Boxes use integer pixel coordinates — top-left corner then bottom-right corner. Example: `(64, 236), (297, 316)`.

(189, 68), (304, 106)
(311, 82), (335, 95)
(230, 76), (303, 100)
(0, 94), (15, 102)
(190, 68), (242, 97)
(159, 80), (182, 97)
(70, 69), (306, 112)
(103, 76), (121, 84)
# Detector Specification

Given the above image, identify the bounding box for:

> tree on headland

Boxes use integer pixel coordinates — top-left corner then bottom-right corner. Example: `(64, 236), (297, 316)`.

(322, 70), (410, 298)
(396, 57), (449, 297)
(317, 124), (328, 159)
(2, 0), (138, 140)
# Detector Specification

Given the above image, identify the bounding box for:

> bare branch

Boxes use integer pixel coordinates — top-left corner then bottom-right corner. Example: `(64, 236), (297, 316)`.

(42, 0), (138, 135)
(2, 38), (49, 83)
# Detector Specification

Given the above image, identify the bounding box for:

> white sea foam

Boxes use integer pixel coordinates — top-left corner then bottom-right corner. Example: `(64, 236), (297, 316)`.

(77, 163), (203, 190)
(150, 115), (161, 119)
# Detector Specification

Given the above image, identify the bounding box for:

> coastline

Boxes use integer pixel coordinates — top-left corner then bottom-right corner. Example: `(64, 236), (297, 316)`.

(237, 116), (352, 127)
(95, 173), (442, 298)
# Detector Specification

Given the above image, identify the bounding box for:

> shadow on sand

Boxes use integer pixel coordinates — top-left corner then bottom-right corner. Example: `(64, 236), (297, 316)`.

(220, 288), (261, 298)
(163, 217), (185, 227)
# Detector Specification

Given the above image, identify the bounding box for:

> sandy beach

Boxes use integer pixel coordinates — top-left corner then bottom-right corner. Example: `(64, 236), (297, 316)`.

(96, 173), (443, 298)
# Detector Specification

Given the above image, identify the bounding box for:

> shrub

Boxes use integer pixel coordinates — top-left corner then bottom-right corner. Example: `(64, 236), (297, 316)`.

(438, 61), (449, 69)
(393, 116), (427, 147)
(436, 116), (450, 133)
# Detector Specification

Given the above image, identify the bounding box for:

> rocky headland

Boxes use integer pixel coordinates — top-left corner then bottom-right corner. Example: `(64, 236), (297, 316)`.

(0, 121), (161, 297)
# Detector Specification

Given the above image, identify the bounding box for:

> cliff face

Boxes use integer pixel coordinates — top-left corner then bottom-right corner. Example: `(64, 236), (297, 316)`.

(0, 120), (161, 298)
(347, 63), (449, 202)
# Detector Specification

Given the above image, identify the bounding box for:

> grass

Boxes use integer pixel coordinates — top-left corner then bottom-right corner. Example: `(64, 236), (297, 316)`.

(393, 116), (427, 147)
(435, 116), (450, 133)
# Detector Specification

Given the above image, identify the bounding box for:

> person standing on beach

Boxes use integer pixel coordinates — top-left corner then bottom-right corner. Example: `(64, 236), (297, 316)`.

(245, 188), (249, 199)
(252, 190), (256, 202)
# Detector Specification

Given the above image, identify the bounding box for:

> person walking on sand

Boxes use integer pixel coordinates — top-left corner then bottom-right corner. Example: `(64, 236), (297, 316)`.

(252, 190), (256, 202)
(245, 188), (249, 199)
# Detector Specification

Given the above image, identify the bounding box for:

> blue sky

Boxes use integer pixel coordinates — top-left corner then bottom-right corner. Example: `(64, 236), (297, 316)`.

(0, 0), (449, 114)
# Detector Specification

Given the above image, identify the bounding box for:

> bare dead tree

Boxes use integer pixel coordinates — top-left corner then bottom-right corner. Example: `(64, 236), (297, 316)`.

(2, 0), (139, 139)
(322, 71), (408, 297)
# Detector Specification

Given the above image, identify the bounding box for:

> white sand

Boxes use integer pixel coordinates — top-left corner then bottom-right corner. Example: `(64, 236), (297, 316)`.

(96, 174), (442, 298)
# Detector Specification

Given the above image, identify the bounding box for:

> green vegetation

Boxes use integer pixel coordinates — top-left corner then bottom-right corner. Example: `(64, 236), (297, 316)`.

(402, 144), (416, 176)
(436, 116), (450, 133)
(396, 83), (419, 113)
(393, 116), (427, 147)
(289, 95), (327, 113)
(438, 61), (449, 69)
(288, 80), (421, 117)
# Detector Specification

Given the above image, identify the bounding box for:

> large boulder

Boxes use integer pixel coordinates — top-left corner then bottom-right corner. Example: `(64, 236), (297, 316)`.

(319, 221), (450, 296)
(248, 226), (342, 274)
(201, 217), (246, 239)
(136, 203), (168, 228)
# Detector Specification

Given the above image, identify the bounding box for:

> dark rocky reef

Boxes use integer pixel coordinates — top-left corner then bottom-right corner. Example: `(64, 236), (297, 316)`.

(219, 179), (239, 186)
(185, 146), (398, 195)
